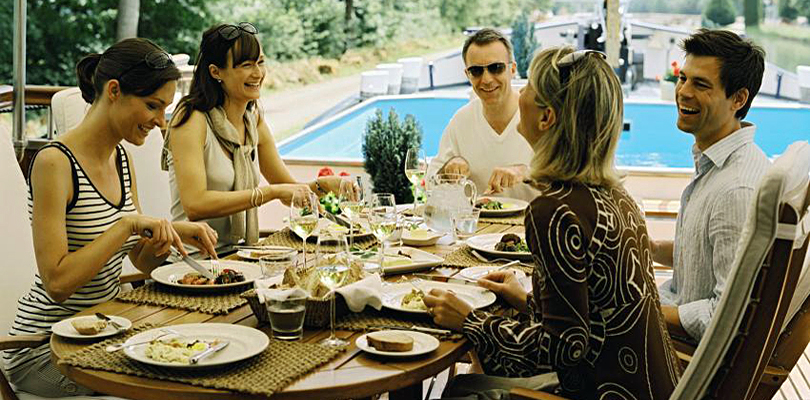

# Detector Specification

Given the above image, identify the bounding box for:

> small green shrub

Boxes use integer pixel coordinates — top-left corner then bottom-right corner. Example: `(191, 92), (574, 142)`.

(704, 0), (738, 26)
(362, 109), (423, 204)
(511, 12), (538, 79)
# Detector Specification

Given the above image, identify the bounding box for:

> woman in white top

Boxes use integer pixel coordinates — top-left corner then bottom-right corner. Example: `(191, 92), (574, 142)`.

(5, 38), (217, 397)
(165, 23), (345, 246)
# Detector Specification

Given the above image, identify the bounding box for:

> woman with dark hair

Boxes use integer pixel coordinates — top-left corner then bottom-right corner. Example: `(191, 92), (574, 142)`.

(3, 38), (218, 397)
(165, 23), (345, 246)
(424, 47), (682, 399)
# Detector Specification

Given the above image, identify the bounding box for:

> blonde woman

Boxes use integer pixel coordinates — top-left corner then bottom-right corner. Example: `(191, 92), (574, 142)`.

(425, 47), (681, 400)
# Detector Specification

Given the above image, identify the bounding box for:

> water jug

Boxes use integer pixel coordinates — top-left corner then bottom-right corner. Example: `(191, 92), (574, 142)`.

(423, 173), (477, 234)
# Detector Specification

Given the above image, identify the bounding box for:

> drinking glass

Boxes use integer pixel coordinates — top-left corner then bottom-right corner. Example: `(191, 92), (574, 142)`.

(338, 177), (364, 248)
(453, 207), (481, 242)
(258, 249), (298, 279)
(404, 147), (427, 214)
(315, 230), (350, 347)
(369, 193), (397, 276)
(290, 191), (319, 271)
(266, 294), (307, 340)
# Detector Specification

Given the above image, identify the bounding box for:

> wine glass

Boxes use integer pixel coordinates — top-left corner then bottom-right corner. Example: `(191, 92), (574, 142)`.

(338, 177), (364, 248)
(290, 191), (320, 272)
(369, 193), (397, 276)
(315, 230), (349, 347)
(404, 147), (427, 215)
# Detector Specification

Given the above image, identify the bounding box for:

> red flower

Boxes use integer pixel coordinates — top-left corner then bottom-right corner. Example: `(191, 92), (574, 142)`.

(673, 67), (680, 77)
(317, 167), (334, 177)
(339, 171), (350, 177)
(671, 61), (678, 68)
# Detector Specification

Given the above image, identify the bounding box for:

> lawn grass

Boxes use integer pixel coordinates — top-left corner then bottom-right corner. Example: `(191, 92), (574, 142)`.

(748, 23), (810, 42)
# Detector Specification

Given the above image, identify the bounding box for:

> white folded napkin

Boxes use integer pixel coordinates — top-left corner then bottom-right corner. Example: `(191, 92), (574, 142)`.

(254, 275), (285, 290)
(255, 287), (309, 304)
(334, 274), (384, 312)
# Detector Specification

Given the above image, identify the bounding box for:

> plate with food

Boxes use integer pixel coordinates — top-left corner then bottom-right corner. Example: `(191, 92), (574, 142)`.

(475, 197), (529, 217)
(236, 246), (297, 261)
(401, 227), (443, 247)
(350, 246), (443, 275)
(381, 281), (496, 314)
(355, 330), (439, 357)
(466, 233), (532, 261)
(151, 260), (262, 291)
(456, 266), (527, 281)
(52, 315), (131, 339)
(122, 323), (268, 368)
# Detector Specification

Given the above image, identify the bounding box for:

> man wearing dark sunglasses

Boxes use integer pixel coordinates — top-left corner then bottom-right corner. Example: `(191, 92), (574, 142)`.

(427, 28), (535, 200)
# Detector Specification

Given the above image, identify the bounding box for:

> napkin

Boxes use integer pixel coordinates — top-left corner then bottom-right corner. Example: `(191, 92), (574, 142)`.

(255, 287), (309, 304)
(334, 274), (384, 312)
(254, 275), (285, 290)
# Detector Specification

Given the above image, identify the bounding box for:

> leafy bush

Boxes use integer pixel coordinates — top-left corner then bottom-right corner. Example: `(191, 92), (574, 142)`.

(362, 109), (423, 204)
(511, 12), (538, 79)
(703, 0), (737, 26)
(779, 0), (801, 21)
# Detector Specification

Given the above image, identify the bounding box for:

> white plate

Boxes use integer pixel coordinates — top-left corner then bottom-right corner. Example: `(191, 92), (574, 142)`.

(151, 260), (262, 291)
(236, 246), (296, 261)
(356, 330), (440, 357)
(351, 246), (444, 275)
(476, 197), (528, 217)
(381, 281), (496, 314)
(122, 323), (268, 368)
(466, 233), (532, 261)
(401, 228), (443, 247)
(457, 266), (526, 281)
(52, 315), (131, 339)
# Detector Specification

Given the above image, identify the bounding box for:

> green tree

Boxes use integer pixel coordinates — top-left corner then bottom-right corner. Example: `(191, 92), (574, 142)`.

(511, 12), (538, 79)
(362, 109), (423, 204)
(744, 0), (760, 27)
(704, 0), (738, 26)
(779, 0), (801, 20)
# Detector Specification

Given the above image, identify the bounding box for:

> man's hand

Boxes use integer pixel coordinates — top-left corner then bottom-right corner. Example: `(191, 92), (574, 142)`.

(440, 157), (470, 177)
(486, 165), (527, 195)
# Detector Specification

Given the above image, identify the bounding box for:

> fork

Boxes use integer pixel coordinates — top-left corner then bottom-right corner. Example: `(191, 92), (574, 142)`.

(210, 258), (221, 276)
(95, 312), (125, 331)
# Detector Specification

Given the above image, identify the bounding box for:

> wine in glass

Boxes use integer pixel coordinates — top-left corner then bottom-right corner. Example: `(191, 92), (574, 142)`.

(369, 193), (397, 276)
(315, 230), (349, 347)
(404, 147), (427, 214)
(290, 191), (320, 271)
(338, 178), (364, 247)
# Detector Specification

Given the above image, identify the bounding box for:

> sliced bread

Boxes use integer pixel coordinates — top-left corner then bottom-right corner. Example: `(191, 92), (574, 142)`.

(366, 331), (414, 352)
(71, 318), (107, 335)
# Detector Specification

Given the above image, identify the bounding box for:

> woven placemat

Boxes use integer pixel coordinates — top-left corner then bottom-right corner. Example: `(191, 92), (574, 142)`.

(479, 212), (526, 226)
(442, 246), (534, 274)
(60, 323), (345, 398)
(260, 228), (378, 251)
(117, 282), (247, 315)
(335, 309), (464, 341)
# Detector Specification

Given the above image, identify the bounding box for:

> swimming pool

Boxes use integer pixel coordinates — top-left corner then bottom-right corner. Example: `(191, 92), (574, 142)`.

(278, 95), (810, 169)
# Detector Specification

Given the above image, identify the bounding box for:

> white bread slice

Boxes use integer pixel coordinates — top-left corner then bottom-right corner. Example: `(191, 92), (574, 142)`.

(366, 331), (414, 352)
(71, 318), (107, 335)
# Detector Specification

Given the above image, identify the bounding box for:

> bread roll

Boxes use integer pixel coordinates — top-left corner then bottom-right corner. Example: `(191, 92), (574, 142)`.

(71, 318), (108, 335)
(366, 331), (414, 352)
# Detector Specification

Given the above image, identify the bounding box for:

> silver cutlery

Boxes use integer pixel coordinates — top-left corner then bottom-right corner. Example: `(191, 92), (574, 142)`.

(189, 340), (229, 364)
(106, 331), (171, 352)
(170, 247), (215, 280)
(95, 312), (125, 332)
(324, 212), (352, 229)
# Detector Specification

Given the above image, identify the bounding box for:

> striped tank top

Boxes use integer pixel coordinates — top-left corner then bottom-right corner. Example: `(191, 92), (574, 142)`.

(4, 142), (139, 375)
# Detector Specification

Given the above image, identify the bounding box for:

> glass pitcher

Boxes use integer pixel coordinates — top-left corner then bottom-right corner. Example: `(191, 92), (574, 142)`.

(423, 173), (477, 234)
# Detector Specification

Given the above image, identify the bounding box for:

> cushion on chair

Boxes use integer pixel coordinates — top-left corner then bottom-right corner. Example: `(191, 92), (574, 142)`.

(50, 87), (88, 136)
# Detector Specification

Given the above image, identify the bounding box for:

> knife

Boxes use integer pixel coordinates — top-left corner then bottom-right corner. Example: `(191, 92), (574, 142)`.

(189, 341), (229, 364)
(171, 247), (216, 280)
(368, 325), (452, 335)
(324, 212), (352, 229)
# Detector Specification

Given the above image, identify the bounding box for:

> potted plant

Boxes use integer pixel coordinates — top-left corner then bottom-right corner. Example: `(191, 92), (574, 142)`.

(660, 61), (679, 101)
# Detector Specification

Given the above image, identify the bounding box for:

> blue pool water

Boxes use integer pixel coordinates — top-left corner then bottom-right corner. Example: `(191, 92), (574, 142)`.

(278, 97), (810, 168)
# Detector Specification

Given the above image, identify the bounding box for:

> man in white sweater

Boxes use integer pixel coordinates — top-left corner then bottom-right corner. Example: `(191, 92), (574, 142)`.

(427, 28), (535, 201)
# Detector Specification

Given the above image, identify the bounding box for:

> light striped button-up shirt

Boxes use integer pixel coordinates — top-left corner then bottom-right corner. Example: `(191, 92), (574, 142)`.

(659, 122), (769, 341)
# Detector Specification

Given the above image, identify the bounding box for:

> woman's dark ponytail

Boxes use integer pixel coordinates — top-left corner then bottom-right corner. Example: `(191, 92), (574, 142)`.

(76, 53), (102, 104)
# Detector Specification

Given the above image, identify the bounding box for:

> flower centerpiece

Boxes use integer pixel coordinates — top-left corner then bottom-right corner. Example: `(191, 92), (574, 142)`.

(659, 61), (679, 101)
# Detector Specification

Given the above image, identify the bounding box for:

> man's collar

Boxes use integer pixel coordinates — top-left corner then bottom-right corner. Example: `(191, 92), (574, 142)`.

(691, 122), (756, 169)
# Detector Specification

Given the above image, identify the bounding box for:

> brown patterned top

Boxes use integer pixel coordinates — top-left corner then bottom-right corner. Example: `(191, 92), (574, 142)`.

(463, 181), (682, 400)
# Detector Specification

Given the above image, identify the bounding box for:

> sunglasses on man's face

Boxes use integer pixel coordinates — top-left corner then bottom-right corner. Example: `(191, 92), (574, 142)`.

(218, 22), (258, 41)
(118, 50), (174, 81)
(557, 50), (607, 87)
(466, 62), (508, 78)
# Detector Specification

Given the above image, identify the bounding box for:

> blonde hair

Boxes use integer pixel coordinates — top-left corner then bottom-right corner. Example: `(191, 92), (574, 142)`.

(526, 47), (624, 187)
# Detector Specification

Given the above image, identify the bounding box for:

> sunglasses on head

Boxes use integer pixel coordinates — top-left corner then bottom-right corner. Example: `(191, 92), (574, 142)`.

(557, 50), (607, 88)
(118, 50), (174, 81)
(466, 62), (508, 78)
(218, 22), (258, 41)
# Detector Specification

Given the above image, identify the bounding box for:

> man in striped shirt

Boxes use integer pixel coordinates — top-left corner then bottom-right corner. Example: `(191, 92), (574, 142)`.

(652, 29), (770, 342)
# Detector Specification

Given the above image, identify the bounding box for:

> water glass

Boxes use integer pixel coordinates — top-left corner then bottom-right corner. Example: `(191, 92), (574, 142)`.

(258, 250), (298, 279)
(453, 208), (480, 240)
(266, 295), (307, 340)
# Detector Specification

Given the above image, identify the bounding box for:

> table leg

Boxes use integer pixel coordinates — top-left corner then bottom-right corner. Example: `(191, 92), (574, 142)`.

(390, 383), (422, 400)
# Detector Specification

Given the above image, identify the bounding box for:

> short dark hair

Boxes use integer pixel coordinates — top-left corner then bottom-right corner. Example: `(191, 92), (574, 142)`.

(462, 28), (514, 65)
(681, 29), (765, 119)
(76, 38), (180, 104)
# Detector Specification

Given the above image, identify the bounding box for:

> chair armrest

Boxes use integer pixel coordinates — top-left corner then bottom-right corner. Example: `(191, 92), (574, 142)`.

(510, 387), (571, 400)
(119, 272), (150, 284)
(0, 335), (49, 351)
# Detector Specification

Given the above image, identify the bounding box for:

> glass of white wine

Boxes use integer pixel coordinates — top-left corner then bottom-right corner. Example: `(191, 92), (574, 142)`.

(338, 177), (364, 248)
(370, 193), (397, 276)
(315, 230), (350, 347)
(404, 147), (427, 215)
(290, 190), (320, 272)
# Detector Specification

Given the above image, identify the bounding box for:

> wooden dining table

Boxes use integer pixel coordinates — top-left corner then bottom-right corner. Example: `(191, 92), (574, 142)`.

(51, 221), (526, 400)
